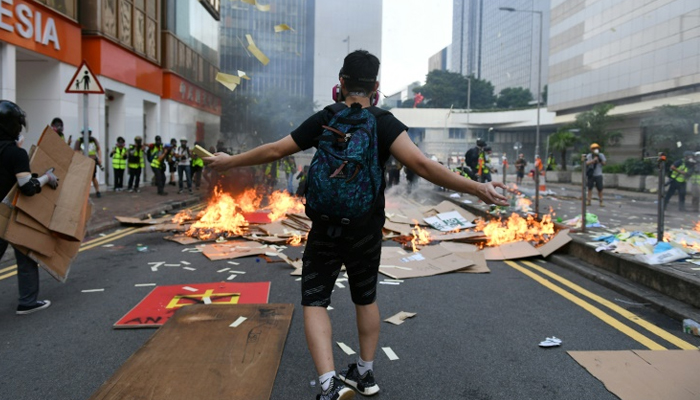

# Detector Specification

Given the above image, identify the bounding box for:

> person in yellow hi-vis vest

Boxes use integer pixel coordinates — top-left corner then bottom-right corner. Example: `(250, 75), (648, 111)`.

(127, 136), (145, 192)
(109, 136), (127, 191)
(691, 151), (700, 212)
(74, 128), (103, 198)
(149, 135), (171, 196)
(282, 155), (296, 193)
(664, 151), (695, 212)
(191, 142), (204, 190)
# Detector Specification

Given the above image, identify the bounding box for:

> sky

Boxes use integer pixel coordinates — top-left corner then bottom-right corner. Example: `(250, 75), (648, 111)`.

(381, 0), (454, 96)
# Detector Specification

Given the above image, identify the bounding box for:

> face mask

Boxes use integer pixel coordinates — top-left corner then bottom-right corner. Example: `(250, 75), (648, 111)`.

(593, 149), (599, 154)
(16, 134), (24, 146)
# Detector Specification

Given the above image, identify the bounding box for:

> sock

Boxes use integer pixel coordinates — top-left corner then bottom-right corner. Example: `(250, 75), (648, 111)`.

(319, 371), (335, 391)
(357, 356), (373, 375)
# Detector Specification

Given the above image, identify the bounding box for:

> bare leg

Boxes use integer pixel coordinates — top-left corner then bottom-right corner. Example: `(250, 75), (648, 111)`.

(355, 302), (380, 362)
(598, 189), (604, 205)
(304, 306), (335, 375)
(587, 188), (592, 204)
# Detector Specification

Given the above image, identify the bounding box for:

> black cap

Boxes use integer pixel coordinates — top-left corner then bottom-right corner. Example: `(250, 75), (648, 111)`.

(476, 139), (486, 147)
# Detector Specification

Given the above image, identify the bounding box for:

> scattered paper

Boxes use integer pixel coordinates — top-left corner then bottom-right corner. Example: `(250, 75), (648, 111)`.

(203, 297), (212, 305)
(134, 283), (156, 287)
(228, 261), (240, 265)
(183, 267), (196, 271)
(227, 274), (238, 281)
(424, 211), (475, 231)
(382, 347), (399, 360)
(229, 316), (247, 328)
(82, 289), (105, 293)
(216, 72), (241, 91)
(379, 281), (400, 285)
(385, 311), (416, 325)
(246, 34), (270, 65)
(217, 268), (230, 273)
(182, 286), (198, 292)
(274, 24), (295, 32)
(181, 261), (190, 265)
(102, 244), (114, 248)
(337, 342), (356, 355)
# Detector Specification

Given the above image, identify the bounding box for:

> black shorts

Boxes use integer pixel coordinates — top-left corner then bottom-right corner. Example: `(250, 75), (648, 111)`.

(301, 222), (383, 307)
(587, 175), (603, 191)
(516, 170), (524, 178)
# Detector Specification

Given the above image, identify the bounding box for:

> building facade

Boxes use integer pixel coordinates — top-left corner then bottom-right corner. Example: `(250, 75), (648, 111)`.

(0, 0), (221, 190)
(451, 0), (550, 97)
(548, 0), (700, 161)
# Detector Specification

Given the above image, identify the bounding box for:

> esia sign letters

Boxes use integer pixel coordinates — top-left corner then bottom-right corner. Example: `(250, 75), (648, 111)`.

(0, 0), (60, 49)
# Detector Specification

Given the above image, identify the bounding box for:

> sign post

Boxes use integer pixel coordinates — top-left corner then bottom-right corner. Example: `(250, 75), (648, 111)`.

(65, 61), (104, 157)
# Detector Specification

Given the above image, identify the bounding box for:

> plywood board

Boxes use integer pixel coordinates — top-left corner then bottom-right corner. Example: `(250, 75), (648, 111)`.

(569, 350), (700, 400)
(93, 304), (293, 400)
(114, 282), (271, 328)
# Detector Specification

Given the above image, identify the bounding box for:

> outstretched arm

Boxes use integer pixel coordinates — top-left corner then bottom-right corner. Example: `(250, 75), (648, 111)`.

(389, 132), (508, 205)
(204, 135), (301, 172)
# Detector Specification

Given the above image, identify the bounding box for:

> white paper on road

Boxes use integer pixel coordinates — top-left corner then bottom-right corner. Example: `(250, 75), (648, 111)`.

(227, 261), (240, 265)
(379, 281), (400, 285)
(183, 267), (196, 271)
(203, 297), (212, 305)
(337, 342), (356, 355)
(217, 268), (230, 273)
(82, 289), (105, 293)
(229, 316), (247, 328)
(382, 347), (399, 360)
(227, 274), (238, 281)
(335, 282), (345, 288)
(134, 283), (156, 287)
(182, 286), (198, 292)
(181, 261), (190, 265)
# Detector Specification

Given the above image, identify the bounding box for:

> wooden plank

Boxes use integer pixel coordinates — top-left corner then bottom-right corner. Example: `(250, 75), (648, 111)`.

(92, 304), (294, 400)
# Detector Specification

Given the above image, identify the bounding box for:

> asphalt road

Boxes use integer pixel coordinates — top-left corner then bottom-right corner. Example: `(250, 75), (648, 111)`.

(1, 200), (699, 400)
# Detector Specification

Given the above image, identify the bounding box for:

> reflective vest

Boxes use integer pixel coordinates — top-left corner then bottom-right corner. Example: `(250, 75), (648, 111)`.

(128, 146), (145, 169)
(79, 138), (98, 156)
(547, 156), (556, 168)
(112, 147), (127, 170)
(690, 172), (700, 185)
(150, 145), (165, 169)
(670, 162), (689, 183)
(283, 158), (295, 174)
(483, 155), (491, 174)
(191, 156), (204, 168)
(265, 161), (279, 177)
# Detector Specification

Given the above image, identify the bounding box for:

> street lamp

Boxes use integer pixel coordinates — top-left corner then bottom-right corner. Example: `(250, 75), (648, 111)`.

(499, 6), (543, 215)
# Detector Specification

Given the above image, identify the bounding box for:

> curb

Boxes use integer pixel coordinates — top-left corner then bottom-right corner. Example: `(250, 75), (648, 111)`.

(433, 191), (700, 322)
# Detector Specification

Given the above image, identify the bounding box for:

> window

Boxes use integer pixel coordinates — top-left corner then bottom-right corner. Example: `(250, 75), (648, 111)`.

(449, 128), (466, 140)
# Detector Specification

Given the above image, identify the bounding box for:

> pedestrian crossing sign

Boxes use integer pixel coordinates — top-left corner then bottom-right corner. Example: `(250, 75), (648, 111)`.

(65, 60), (104, 94)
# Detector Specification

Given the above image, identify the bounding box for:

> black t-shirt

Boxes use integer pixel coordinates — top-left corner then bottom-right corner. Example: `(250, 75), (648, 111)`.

(290, 104), (408, 226)
(0, 142), (30, 199)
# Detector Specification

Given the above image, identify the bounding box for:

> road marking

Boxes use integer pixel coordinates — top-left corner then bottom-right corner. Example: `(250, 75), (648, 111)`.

(0, 202), (206, 282)
(504, 260), (666, 350)
(520, 260), (697, 350)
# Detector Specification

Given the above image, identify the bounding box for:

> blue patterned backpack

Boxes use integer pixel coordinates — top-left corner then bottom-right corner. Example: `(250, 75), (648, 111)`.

(305, 103), (385, 227)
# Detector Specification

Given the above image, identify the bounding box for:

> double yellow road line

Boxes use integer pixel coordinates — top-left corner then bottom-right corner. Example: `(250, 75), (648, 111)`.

(0, 202), (206, 281)
(505, 260), (696, 350)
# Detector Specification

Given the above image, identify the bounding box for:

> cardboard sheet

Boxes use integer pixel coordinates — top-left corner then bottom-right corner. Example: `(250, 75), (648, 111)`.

(569, 350), (700, 400)
(115, 216), (171, 225)
(114, 282), (271, 328)
(379, 251), (475, 279)
(385, 311), (416, 325)
(201, 240), (275, 261)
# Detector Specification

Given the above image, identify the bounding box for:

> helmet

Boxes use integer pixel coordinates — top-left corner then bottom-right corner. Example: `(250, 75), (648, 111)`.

(484, 146), (492, 152)
(134, 136), (142, 142)
(683, 151), (694, 157)
(0, 100), (27, 141)
(81, 127), (93, 134)
(590, 143), (600, 149)
(476, 139), (487, 147)
(180, 137), (188, 142)
(155, 135), (162, 143)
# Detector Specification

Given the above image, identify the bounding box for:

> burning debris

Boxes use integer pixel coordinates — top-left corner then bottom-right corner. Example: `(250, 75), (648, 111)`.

(475, 212), (555, 248)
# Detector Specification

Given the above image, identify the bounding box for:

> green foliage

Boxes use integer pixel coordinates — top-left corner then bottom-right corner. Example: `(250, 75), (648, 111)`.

(496, 87), (533, 109)
(602, 163), (624, 173)
(548, 128), (578, 171)
(641, 104), (700, 160)
(573, 103), (624, 150)
(413, 71), (496, 109)
(622, 157), (654, 176)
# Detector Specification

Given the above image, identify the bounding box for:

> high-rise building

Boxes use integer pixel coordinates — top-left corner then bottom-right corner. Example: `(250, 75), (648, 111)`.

(451, 0), (550, 97)
(219, 0), (315, 136)
(312, 0), (382, 109)
(548, 0), (700, 160)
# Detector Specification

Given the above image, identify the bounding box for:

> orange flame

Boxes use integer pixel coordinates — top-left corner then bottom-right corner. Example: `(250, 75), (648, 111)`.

(266, 190), (305, 221)
(515, 197), (532, 213)
(695, 221), (700, 233)
(287, 234), (303, 246)
(186, 187), (249, 240)
(475, 212), (555, 247)
(410, 221), (432, 252)
(237, 188), (263, 213)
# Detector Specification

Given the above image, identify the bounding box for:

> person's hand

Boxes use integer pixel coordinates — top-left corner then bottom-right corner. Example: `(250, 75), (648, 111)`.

(43, 168), (59, 190)
(203, 152), (232, 172)
(475, 181), (508, 205)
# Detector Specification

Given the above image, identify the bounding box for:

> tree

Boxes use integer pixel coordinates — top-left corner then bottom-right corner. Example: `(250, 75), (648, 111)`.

(411, 70), (496, 109)
(641, 104), (700, 160)
(548, 128), (578, 171)
(496, 87), (533, 109)
(572, 103), (623, 152)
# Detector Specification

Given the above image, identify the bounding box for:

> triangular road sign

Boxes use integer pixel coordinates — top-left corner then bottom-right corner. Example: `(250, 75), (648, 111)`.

(65, 61), (104, 94)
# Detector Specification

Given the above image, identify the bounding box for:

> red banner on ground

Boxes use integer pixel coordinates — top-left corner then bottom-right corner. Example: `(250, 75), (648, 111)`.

(114, 282), (271, 328)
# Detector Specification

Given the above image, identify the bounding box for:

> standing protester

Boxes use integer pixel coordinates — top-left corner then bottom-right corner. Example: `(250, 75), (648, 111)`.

(283, 155), (297, 193)
(109, 136), (127, 191)
(464, 139), (486, 181)
(296, 165), (309, 197)
(0, 101), (59, 315)
(127, 136), (145, 192)
(690, 151), (700, 212)
(585, 143), (607, 207)
(175, 138), (193, 194)
(264, 160), (280, 192)
(148, 135), (169, 196)
(481, 146), (495, 183)
(515, 153), (526, 185)
(204, 50), (508, 400)
(74, 128), (103, 198)
(191, 142), (204, 190)
(546, 152), (557, 171)
(664, 151), (696, 212)
(50, 117), (71, 146)
(167, 138), (178, 186)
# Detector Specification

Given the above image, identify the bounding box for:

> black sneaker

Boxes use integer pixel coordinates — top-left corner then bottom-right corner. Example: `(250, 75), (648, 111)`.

(96, 192), (102, 198)
(338, 364), (379, 396)
(316, 376), (354, 400)
(16, 300), (51, 315)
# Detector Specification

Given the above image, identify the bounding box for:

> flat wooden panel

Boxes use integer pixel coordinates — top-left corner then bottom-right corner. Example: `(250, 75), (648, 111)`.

(91, 304), (294, 400)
